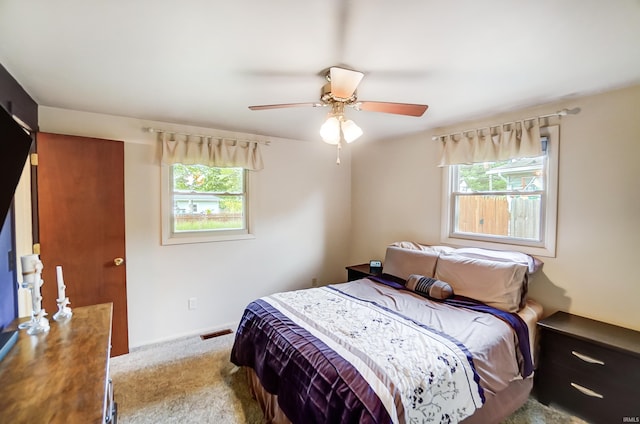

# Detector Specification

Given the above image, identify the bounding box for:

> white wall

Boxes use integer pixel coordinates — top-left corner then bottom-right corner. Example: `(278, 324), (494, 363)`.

(350, 84), (640, 331)
(32, 84), (640, 344)
(38, 107), (352, 348)
(14, 161), (33, 317)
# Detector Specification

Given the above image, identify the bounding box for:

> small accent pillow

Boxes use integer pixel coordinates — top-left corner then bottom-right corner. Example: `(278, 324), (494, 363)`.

(383, 246), (440, 280)
(406, 274), (454, 300)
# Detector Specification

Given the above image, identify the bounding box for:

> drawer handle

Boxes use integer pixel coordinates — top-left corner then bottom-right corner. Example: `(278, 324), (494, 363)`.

(571, 350), (605, 365)
(570, 382), (604, 399)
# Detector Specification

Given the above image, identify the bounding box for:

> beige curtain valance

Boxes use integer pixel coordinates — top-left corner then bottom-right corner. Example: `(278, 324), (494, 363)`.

(438, 119), (542, 166)
(160, 132), (264, 171)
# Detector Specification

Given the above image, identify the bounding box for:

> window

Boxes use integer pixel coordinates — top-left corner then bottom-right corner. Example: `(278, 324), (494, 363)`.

(161, 164), (253, 244)
(441, 126), (558, 257)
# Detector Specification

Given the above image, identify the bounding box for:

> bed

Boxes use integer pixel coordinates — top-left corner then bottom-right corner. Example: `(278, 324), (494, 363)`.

(231, 243), (543, 424)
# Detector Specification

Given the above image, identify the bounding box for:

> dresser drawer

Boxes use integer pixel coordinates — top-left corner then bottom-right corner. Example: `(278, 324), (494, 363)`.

(537, 353), (638, 405)
(541, 331), (640, 390)
(536, 367), (638, 424)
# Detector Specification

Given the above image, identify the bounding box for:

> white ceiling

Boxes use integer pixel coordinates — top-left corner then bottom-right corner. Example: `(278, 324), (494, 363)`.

(1, 1), (639, 142)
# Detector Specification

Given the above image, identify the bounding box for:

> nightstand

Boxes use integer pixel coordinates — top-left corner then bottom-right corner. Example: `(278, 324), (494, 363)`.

(345, 263), (382, 281)
(535, 311), (640, 424)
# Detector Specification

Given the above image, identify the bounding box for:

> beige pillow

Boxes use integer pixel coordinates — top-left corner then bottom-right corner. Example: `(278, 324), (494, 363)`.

(435, 253), (528, 312)
(383, 246), (439, 280)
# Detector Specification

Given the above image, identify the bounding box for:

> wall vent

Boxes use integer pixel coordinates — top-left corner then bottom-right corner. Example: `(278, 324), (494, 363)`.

(200, 329), (232, 340)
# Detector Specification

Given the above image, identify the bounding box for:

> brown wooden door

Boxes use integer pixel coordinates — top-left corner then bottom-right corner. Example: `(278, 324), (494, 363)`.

(36, 132), (128, 356)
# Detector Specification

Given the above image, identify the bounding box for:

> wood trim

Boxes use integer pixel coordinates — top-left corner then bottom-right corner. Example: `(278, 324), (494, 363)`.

(0, 63), (38, 132)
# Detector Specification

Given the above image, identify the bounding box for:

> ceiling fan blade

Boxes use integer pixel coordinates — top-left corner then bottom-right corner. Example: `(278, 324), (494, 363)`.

(356, 101), (428, 117)
(249, 102), (323, 110)
(329, 67), (364, 99)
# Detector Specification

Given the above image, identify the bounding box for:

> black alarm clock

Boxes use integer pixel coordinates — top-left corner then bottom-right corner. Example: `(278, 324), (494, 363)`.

(369, 260), (382, 274)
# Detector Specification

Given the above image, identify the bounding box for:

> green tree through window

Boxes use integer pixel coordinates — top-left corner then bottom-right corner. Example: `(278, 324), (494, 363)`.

(173, 164), (244, 214)
(458, 161), (508, 192)
(171, 164), (245, 231)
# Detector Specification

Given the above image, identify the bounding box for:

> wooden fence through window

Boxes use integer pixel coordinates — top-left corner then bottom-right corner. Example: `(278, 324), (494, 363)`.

(456, 196), (540, 238)
(175, 213), (243, 224)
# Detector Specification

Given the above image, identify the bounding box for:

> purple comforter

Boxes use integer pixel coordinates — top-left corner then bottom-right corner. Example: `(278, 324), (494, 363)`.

(230, 279), (531, 424)
(232, 298), (393, 423)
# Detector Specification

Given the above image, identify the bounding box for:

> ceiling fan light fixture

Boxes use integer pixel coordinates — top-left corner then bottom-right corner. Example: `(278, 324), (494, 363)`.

(320, 116), (341, 145)
(340, 119), (362, 143)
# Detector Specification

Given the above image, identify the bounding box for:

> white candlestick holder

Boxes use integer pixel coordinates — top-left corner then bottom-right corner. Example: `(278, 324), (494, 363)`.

(26, 308), (50, 335)
(18, 254), (51, 334)
(25, 260), (50, 335)
(17, 280), (35, 331)
(53, 297), (73, 322)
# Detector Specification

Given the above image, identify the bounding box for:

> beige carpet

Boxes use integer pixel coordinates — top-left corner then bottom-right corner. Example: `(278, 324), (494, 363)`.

(110, 334), (587, 424)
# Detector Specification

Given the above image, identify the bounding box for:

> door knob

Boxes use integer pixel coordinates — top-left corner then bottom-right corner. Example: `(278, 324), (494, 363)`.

(114, 257), (124, 266)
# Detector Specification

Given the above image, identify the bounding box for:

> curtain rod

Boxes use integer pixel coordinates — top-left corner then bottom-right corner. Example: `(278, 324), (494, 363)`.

(144, 127), (271, 146)
(431, 107), (580, 141)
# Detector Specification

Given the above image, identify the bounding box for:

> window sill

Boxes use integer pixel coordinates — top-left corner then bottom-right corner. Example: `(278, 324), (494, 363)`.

(161, 232), (255, 246)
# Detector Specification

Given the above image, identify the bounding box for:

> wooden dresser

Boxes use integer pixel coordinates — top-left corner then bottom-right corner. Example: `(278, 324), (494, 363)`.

(535, 311), (640, 424)
(0, 303), (116, 423)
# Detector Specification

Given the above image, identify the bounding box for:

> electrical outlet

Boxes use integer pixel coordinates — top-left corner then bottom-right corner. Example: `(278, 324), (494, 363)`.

(311, 278), (318, 287)
(188, 297), (197, 310)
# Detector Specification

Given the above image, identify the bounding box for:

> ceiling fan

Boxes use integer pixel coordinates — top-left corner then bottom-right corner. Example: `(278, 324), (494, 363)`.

(249, 66), (429, 157)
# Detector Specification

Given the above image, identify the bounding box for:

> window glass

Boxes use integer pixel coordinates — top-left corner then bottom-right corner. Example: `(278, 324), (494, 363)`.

(452, 156), (544, 241)
(161, 164), (252, 245)
(171, 165), (245, 233)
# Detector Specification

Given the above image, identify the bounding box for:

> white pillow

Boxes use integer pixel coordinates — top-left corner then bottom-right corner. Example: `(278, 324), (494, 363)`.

(453, 247), (542, 274)
(435, 253), (528, 312)
(389, 241), (455, 255)
(383, 246), (439, 280)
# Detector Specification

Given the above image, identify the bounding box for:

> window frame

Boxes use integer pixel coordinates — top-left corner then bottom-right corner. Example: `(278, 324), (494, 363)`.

(161, 164), (255, 245)
(440, 125), (559, 257)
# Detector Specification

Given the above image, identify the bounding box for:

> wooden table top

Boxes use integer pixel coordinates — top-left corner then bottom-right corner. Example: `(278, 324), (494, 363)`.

(0, 303), (113, 423)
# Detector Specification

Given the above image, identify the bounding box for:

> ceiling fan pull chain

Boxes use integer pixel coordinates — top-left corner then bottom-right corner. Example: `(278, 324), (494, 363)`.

(336, 140), (342, 165)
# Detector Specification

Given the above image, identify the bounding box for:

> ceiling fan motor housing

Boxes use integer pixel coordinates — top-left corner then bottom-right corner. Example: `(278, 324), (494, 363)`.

(321, 82), (357, 104)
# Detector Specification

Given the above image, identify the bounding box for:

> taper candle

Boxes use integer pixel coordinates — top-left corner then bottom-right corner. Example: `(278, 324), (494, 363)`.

(56, 265), (66, 300)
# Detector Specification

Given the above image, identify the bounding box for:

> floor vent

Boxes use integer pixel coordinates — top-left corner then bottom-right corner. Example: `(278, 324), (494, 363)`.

(200, 329), (232, 340)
